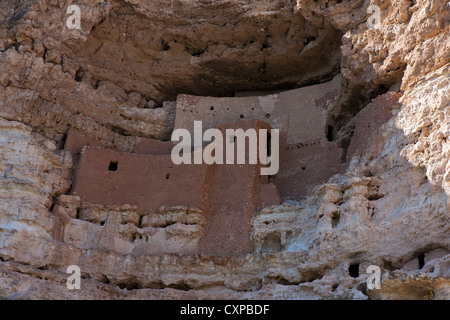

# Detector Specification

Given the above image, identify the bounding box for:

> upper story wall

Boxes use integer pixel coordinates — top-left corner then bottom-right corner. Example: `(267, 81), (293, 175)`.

(64, 128), (175, 158)
(174, 74), (342, 145)
(69, 120), (282, 256)
(71, 148), (208, 211)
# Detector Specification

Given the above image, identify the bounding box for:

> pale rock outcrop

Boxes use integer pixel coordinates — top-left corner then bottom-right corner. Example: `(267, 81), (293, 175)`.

(0, 0), (449, 299)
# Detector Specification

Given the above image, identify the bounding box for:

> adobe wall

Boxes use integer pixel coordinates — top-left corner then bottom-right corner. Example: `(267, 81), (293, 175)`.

(172, 76), (346, 199)
(256, 183), (281, 212)
(71, 148), (208, 211)
(64, 128), (175, 157)
(64, 128), (105, 165)
(275, 141), (344, 200)
(132, 137), (175, 155)
(199, 119), (281, 255)
(69, 120), (281, 256)
(213, 118), (273, 168)
(346, 92), (402, 162)
(199, 119), (344, 200)
(67, 82), (346, 203)
(199, 163), (260, 255)
(65, 75), (353, 252)
(174, 74), (342, 145)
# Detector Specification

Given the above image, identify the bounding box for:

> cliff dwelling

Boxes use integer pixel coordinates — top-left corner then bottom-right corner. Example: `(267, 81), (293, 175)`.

(1, 0), (449, 301)
(63, 75), (347, 256)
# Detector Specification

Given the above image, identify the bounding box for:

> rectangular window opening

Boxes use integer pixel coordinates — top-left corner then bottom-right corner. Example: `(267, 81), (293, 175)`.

(108, 160), (118, 172)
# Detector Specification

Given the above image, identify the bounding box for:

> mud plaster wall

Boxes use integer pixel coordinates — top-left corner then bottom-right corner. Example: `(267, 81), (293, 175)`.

(174, 74), (343, 145)
(70, 120), (281, 255)
(173, 75), (346, 199)
(276, 141), (344, 200)
(199, 120), (281, 255)
(346, 92), (403, 162)
(64, 127), (176, 158)
(71, 148), (208, 211)
(67, 76), (349, 202)
(67, 90), (404, 255)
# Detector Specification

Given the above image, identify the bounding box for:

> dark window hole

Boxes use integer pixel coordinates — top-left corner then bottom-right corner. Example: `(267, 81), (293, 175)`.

(331, 215), (340, 228)
(59, 132), (68, 150)
(75, 69), (84, 82)
(349, 263), (360, 278)
(418, 253), (425, 269)
(240, 114), (244, 119)
(327, 126), (334, 142)
(166, 173), (170, 179)
(108, 161), (118, 171)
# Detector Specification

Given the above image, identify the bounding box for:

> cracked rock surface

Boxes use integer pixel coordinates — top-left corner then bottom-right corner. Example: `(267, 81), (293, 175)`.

(0, 0), (449, 299)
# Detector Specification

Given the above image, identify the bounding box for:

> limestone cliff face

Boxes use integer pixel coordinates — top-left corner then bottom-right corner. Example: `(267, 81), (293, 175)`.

(0, 0), (449, 299)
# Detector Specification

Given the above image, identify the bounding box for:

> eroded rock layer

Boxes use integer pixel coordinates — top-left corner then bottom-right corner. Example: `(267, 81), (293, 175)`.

(0, 0), (449, 299)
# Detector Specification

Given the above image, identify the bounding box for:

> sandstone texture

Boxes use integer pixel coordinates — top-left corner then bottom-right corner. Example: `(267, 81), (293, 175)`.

(0, 0), (449, 300)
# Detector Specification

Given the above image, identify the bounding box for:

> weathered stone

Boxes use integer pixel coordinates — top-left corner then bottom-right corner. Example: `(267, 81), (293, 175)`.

(0, 0), (449, 300)
(174, 75), (342, 145)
